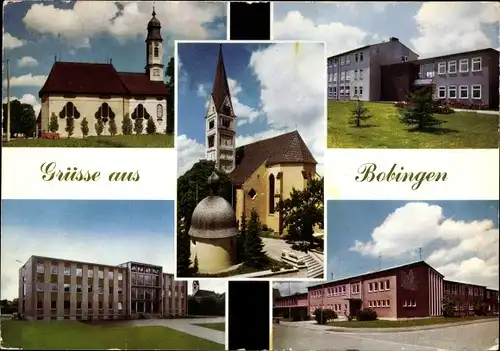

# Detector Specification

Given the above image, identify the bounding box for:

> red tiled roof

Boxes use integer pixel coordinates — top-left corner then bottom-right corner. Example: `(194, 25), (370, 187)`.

(39, 62), (168, 97)
(229, 130), (317, 186)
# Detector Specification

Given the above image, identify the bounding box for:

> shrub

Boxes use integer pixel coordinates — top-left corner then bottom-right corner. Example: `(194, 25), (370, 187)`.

(122, 113), (133, 135)
(65, 117), (74, 138)
(314, 308), (337, 324)
(108, 118), (118, 136)
(80, 117), (89, 137)
(442, 297), (455, 317)
(356, 308), (378, 321)
(49, 113), (59, 132)
(134, 117), (144, 135)
(146, 117), (157, 134)
(95, 119), (104, 136)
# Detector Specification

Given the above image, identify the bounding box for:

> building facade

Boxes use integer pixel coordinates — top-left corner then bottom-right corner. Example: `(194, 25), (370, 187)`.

(19, 255), (187, 321)
(37, 9), (169, 138)
(327, 38), (499, 109)
(444, 280), (499, 316)
(273, 261), (499, 320)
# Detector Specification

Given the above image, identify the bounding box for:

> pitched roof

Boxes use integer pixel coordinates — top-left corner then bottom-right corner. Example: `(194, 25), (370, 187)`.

(39, 62), (168, 97)
(229, 130), (317, 186)
(211, 44), (232, 114)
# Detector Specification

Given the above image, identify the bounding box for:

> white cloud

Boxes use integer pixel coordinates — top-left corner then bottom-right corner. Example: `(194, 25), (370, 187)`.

(273, 10), (378, 56)
(273, 281), (312, 296)
(3, 73), (47, 88)
(17, 56), (39, 68)
(227, 78), (260, 126)
(3, 32), (26, 50)
(410, 2), (500, 57)
(350, 202), (499, 289)
(196, 83), (207, 97)
(3, 93), (41, 115)
(23, 1), (226, 48)
(177, 134), (205, 176)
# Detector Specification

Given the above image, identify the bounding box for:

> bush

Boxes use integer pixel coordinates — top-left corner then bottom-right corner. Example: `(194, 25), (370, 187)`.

(146, 117), (157, 134)
(134, 117), (144, 135)
(108, 118), (118, 136)
(356, 308), (378, 321)
(80, 117), (89, 138)
(314, 308), (337, 324)
(65, 117), (74, 138)
(122, 113), (133, 135)
(95, 119), (104, 136)
(49, 113), (59, 132)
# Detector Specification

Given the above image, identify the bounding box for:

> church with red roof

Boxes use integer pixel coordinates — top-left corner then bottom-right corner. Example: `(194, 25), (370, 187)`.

(38, 8), (169, 138)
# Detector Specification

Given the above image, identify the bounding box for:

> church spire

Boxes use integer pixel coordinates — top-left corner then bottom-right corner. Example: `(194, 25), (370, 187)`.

(211, 44), (232, 114)
(145, 3), (164, 81)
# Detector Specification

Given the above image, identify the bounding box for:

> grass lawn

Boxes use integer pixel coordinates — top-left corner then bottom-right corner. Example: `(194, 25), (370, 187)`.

(2, 134), (174, 148)
(327, 101), (498, 148)
(195, 256), (287, 278)
(194, 322), (226, 332)
(0, 320), (224, 350)
(327, 315), (498, 328)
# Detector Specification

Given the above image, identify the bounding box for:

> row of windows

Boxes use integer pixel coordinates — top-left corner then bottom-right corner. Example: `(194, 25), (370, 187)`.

(328, 69), (365, 82)
(368, 300), (391, 308)
(57, 103), (164, 122)
(309, 303), (348, 311)
(327, 52), (365, 67)
(131, 273), (160, 287)
(37, 263), (123, 280)
(403, 300), (417, 307)
(437, 85), (482, 100)
(445, 284), (486, 296)
(36, 282), (123, 294)
(328, 86), (364, 98)
(368, 280), (390, 292)
(36, 300), (123, 310)
(437, 57), (482, 75)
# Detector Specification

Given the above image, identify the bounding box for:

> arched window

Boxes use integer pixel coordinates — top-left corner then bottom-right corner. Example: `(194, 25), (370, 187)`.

(58, 102), (81, 119)
(131, 104), (151, 120)
(94, 103), (115, 123)
(154, 47), (159, 58)
(156, 104), (163, 121)
(269, 174), (275, 214)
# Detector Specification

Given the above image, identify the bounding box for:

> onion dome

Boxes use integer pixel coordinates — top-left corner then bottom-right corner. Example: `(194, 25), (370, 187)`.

(146, 7), (163, 41)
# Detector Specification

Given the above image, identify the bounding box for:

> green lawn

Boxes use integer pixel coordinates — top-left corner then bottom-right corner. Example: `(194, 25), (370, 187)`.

(327, 101), (498, 148)
(194, 322), (226, 332)
(2, 134), (174, 148)
(327, 316), (498, 328)
(0, 320), (224, 350)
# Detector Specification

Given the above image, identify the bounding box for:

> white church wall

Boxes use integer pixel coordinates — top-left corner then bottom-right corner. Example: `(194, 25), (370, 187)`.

(127, 98), (167, 134)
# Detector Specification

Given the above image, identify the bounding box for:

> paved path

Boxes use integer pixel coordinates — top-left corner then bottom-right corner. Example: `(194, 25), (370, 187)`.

(116, 317), (225, 345)
(274, 319), (499, 351)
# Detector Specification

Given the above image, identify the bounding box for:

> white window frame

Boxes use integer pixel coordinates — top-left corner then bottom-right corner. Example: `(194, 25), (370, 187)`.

(386, 300), (390, 307)
(340, 56), (345, 65)
(333, 73), (338, 82)
(411, 300), (417, 307)
(369, 301), (372, 307)
(328, 73), (333, 82)
(459, 85), (469, 99)
(340, 71), (345, 81)
(359, 69), (364, 80)
(153, 68), (160, 77)
(354, 70), (358, 79)
(471, 57), (482, 72)
(368, 283), (373, 292)
(448, 60), (457, 74)
(359, 52), (364, 61)
(459, 59), (469, 73)
(373, 282), (378, 292)
(438, 62), (446, 75)
(403, 300), (408, 307)
(346, 71), (350, 81)
(354, 87), (358, 96)
(471, 85), (482, 99)
(359, 86), (363, 96)
(437, 86), (446, 99)
(355, 53), (358, 62)
(447, 85), (457, 99)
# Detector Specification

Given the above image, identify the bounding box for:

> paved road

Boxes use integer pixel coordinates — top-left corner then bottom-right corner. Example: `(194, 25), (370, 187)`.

(273, 320), (499, 351)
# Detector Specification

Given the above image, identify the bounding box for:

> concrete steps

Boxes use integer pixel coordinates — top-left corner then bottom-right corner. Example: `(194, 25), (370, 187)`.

(302, 254), (323, 278)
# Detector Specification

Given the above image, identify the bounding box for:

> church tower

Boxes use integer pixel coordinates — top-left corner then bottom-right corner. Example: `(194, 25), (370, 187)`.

(205, 44), (236, 173)
(145, 7), (164, 81)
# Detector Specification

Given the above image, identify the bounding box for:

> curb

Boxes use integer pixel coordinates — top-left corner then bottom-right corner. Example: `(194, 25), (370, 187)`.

(325, 318), (499, 333)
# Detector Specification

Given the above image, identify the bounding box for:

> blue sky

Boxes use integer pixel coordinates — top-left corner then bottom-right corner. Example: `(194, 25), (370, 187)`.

(274, 201), (499, 295)
(273, 2), (499, 57)
(177, 41), (326, 176)
(1, 200), (225, 299)
(2, 1), (226, 114)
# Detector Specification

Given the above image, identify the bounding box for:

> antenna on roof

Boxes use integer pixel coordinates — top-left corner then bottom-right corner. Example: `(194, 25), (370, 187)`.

(419, 247), (423, 260)
(54, 55), (57, 62)
(110, 58), (113, 65)
(378, 254), (382, 270)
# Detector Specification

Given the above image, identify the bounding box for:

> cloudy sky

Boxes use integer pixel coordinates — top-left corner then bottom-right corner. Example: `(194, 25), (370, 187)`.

(273, 2), (499, 57)
(2, 0), (226, 116)
(274, 201), (499, 296)
(177, 41), (325, 176)
(1, 200), (226, 300)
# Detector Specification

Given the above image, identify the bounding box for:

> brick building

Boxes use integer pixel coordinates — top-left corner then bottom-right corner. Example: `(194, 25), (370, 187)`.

(19, 255), (187, 321)
(273, 261), (498, 320)
(444, 280), (499, 316)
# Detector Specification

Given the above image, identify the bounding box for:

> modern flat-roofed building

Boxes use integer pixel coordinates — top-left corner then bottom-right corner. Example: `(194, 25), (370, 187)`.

(328, 38), (499, 109)
(273, 260), (499, 320)
(19, 255), (187, 321)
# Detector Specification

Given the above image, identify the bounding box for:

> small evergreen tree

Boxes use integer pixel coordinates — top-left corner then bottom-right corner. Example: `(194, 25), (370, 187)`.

(49, 113), (59, 133)
(176, 216), (192, 277)
(193, 255), (199, 274)
(134, 117), (144, 135)
(244, 209), (268, 268)
(108, 118), (118, 136)
(237, 214), (247, 263)
(146, 117), (157, 135)
(122, 113), (133, 135)
(80, 117), (89, 138)
(65, 117), (74, 138)
(95, 119), (104, 136)
(350, 97), (372, 127)
(399, 85), (444, 129)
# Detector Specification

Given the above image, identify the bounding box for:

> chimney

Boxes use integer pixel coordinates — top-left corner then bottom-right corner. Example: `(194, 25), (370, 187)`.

(389, 37), (399, 42)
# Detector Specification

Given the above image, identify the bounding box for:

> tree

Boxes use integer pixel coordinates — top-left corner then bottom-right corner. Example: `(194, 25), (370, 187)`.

(107, 118), (117, 136)
(49, 112), (59, 133)
(122, 113), (133, 135)
(314, 308), (337, 324)
(277, 177), (324, 249)
(165, 57), (175, 134)
(193, 255), (199, 274)
(134, 117), (144, 135)
(244, 209), (268, 268)
(95, 119), (104, 136)
(65, 117), (74, 138)
(237, 214), (247, 263)
(350, 96), (372, 127)
(80, 117), (89, 138)
(442, 297), (455, 317)
(177, 216), (192, 277)
(399, 85), (444, 130)
(2, 99), (37, 137)
(146, 117), (156, 135)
